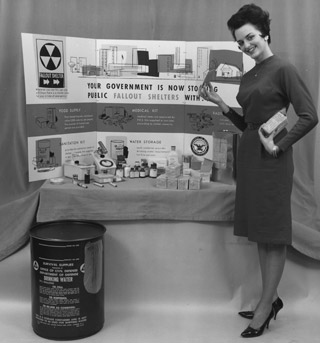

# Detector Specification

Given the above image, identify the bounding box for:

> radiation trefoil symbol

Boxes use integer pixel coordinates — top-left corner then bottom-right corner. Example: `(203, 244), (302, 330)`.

(40, 43), (61, 71)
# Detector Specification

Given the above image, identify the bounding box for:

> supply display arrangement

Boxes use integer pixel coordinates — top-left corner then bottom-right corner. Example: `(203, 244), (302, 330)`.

(60, 139), (236, 190)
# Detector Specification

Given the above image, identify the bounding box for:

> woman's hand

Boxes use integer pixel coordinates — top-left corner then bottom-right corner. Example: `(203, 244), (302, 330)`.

(198, 82), (223, 105)
(258, 127), (279, 157)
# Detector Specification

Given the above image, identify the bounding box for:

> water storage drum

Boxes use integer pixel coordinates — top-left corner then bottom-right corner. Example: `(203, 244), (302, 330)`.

(30, 220), (106, 340)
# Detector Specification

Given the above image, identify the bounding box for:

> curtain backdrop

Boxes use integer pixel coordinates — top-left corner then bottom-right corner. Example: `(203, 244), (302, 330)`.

(0, 0), (319, 261)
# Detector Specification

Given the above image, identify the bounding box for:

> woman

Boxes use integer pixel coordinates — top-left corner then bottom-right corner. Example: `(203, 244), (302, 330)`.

(199, 4), (318, 338)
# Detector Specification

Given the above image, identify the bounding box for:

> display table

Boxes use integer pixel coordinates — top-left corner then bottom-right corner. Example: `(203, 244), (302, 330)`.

(37, 178), (236, 222)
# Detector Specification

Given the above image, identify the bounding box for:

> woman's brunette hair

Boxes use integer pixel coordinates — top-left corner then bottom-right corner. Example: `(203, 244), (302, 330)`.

(227, 4), (271, 44)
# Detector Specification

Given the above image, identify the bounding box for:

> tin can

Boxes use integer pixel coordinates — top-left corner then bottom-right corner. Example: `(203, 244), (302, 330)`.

(110, 140), (124, 160)
(30, 220), (106, 340)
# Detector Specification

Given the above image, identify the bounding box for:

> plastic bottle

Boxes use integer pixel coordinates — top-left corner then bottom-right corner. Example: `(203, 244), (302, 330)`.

(167, 146), (179, 166)
(116, 164), (123, 178)
(72, 174), (78, 184)
(129, 167), (135, 178)
(139, 167), (146, 178)
(124, 165), (131, 178)
(134, 166), (140, 178)
(142, 162), (149, 177)
(183, 155), (191, 170)
(84, 169), (90, 184)
(150, 163), (158, 178)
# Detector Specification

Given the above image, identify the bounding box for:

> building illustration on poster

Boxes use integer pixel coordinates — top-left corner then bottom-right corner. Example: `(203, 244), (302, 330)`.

(22, 33), (254, 181)
(67, 41), (244, 84)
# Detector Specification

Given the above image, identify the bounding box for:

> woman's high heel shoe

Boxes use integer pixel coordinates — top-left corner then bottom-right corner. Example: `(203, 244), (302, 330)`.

(238, 310), (255, 320)
(272, 297), (283, 320)
(241, 308), (274, 338)
(238, 297), (283, 320)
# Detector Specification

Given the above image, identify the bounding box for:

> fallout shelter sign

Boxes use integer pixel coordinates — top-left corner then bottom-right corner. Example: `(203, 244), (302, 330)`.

(36, 39), (65, 88)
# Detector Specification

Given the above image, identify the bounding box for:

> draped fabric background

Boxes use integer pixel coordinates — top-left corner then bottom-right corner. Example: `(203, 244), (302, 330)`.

(0, 0), (319, 261)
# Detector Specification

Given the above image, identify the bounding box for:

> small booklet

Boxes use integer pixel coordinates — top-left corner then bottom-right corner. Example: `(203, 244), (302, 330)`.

(260, 110), (288, 138)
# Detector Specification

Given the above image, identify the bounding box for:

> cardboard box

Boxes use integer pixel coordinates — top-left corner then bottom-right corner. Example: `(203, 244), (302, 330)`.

(200, 158), (214, 183)
(189, 177), (201, 190)
(156, 174), (167, 189)
(167, 177), (178, 190)
(178, 176), (189, 190)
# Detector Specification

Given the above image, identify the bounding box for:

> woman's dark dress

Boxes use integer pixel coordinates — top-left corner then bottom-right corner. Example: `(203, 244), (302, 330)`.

(224, 55), (318, 244)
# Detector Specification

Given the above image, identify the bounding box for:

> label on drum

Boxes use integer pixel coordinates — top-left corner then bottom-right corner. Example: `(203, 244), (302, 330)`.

(31, 237), (104, 339)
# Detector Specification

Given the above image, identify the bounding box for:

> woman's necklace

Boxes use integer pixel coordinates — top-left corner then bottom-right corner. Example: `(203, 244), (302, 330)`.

(254, 71), (259, 77)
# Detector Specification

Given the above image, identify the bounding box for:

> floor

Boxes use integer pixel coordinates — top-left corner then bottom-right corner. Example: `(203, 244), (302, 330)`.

(1, 221), (320, 343)
(1, 297), (319, 343)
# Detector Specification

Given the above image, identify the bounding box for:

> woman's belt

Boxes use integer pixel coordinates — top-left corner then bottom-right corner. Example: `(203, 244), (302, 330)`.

(246, 122), (262, 130)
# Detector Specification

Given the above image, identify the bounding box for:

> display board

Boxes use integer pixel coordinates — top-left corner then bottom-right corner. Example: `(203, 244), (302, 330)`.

(22, 33), (254, 181)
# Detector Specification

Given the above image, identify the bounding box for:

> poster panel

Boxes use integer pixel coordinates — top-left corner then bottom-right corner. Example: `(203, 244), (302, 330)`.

(22, 33), (254, 181)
